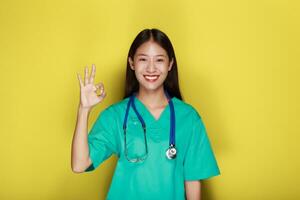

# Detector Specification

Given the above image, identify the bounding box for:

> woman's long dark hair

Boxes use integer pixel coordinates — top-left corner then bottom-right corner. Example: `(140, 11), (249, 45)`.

(123, 28), (183, 100)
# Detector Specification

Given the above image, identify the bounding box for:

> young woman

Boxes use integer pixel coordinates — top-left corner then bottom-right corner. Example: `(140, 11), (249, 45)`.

(71, 28), (220, 200)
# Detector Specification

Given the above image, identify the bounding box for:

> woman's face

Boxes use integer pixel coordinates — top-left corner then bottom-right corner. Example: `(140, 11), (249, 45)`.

(128, 40), (173, 93)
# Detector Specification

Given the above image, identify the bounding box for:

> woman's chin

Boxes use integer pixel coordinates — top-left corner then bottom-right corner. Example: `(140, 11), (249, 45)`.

(139, 83), (164, 92)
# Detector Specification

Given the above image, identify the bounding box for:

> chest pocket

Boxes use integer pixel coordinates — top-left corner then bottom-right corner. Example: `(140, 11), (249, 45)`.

(124, 116), (147, 159)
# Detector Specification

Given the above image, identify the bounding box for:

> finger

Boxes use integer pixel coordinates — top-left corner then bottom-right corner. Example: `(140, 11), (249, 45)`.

(84, 65), (89, 85)
(77, 72), (83, 87)
(95, 82), (104, 89)
(96, 82), (104, 92)
(95, 82), (104, 95)
(90, 64), (96, 84)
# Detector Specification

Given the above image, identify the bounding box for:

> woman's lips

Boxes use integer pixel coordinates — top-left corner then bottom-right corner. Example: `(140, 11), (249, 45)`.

(143, 75), (160, 82)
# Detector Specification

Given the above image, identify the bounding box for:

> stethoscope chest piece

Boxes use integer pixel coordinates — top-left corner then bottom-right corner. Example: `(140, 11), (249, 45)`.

(166, 145), (177, 160)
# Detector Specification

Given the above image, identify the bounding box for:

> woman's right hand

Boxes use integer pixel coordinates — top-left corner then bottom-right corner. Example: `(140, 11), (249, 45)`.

(77, 64), (106, 110)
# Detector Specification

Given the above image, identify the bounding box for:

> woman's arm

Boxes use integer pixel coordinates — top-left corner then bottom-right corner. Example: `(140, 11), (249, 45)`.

(71, 105), (92, 173)
(71, 65), (106, 173)
(184, 180), (201, 200)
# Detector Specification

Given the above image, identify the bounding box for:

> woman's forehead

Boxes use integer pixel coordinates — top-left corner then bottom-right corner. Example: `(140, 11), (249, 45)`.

(135, 41), (167, 56)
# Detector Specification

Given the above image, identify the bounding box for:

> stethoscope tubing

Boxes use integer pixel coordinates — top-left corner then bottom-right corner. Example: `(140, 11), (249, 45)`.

(123, 90), (176, 161)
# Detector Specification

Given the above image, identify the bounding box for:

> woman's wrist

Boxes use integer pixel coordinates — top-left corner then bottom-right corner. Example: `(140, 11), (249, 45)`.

(78, 104), (92, 114)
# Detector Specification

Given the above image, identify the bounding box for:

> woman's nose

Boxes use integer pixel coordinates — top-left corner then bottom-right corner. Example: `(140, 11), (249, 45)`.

(146, 60), (156, 72)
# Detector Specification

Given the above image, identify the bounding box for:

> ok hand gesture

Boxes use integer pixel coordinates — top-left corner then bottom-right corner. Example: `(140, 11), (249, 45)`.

(77, 64), (106, 110)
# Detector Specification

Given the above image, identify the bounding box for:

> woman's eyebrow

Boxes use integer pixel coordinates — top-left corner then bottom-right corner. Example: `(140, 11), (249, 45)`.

(136, 53), (147, 56)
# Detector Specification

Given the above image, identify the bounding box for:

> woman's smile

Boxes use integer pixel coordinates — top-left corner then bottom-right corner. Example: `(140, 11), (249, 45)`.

(143, 75), (160, 82)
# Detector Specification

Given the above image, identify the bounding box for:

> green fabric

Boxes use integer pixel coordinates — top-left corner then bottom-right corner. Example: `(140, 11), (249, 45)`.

(85, 96), (220, 200)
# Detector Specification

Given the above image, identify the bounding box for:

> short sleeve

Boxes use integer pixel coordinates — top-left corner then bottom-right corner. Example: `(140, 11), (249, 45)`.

(84, 108), (118, 172)
(183, 110), (221, 180)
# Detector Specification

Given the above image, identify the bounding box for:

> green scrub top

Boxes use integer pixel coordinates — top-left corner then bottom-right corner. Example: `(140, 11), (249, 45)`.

(84, 96), (220, 200)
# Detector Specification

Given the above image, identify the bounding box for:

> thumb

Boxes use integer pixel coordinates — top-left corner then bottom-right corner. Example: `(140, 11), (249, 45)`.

(97, 90), (107, 102)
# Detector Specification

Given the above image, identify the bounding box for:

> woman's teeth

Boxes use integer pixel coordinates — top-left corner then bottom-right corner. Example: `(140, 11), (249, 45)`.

(144, 75), (160, 82)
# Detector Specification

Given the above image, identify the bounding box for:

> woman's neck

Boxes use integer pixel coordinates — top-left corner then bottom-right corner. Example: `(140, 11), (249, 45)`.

(136, 87), (168, 108)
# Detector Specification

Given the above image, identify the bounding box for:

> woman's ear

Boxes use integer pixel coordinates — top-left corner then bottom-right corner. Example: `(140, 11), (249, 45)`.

(128, 57), (134, 70)
(168, 58), (174, 71)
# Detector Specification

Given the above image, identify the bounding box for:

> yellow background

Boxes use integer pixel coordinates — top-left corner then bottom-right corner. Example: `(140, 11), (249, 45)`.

(0, 0), (299, 199)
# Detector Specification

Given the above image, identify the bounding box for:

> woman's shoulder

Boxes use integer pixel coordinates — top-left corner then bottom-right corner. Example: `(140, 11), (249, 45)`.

(172, 97), (202, 120)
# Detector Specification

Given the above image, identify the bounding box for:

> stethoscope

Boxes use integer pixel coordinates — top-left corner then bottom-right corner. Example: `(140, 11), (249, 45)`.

(123, 90), (177, 162)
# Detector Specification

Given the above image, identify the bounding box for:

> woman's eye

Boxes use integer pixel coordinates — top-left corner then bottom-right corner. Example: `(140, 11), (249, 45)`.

(139, 58), (146, 61)
(157, 59), (164, 62)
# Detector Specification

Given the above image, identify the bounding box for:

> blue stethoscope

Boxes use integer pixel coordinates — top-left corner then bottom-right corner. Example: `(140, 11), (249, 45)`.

(123, 90), (177, 162)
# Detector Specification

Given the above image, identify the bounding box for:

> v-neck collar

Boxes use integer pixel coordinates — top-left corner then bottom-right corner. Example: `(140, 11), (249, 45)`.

(133, 96), (176, 127)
